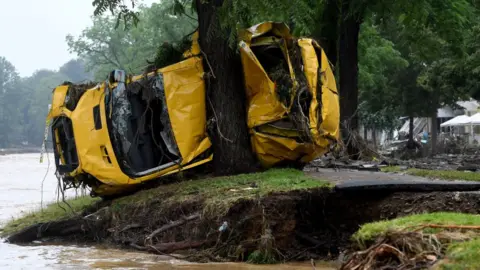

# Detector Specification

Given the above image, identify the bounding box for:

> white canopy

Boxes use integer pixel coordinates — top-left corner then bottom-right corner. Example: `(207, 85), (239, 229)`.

(469, 112), (480, 125)
(440, 115), (471, 127)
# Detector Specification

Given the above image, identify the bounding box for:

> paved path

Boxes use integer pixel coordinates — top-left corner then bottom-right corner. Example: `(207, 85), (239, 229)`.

(307, 168), (480, 192)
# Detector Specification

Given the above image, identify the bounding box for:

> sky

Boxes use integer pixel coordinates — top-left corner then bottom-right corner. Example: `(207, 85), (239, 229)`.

(0, 0), (155, 77)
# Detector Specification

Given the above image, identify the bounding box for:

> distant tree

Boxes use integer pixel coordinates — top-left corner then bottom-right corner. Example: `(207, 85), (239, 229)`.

(59, 59), (92, 83)
(312, 0), (473, 157)
(22, 70), (71, 145)
(357, 23), (408, 145)
(0, 57), (22, 147)
(67, 1), (196, 80)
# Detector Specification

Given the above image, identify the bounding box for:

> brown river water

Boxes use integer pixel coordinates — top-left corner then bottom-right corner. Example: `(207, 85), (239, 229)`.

(0, 153), (336, 270)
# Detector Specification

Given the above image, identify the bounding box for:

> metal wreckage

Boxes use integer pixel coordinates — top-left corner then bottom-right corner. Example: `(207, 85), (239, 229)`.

(46, 22), (340, 197)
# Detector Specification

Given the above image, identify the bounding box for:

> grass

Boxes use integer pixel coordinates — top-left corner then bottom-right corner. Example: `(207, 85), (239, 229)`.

(1, 196), (99, 237)
(113, 168), (331, 217)
(2, 168), (329, 237)
(381, 166), (480, 182)
(353, 212), (480, 244)
(352, 212), (480, 270)
(441, 238), (480, 270)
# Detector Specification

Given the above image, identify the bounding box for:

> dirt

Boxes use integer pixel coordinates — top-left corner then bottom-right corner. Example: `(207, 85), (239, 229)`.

(6, 183), (480, 265)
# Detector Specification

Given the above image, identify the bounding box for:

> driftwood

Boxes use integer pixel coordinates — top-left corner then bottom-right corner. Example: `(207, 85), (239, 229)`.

(6, 218), (88, 243)
(6, 207), (111, 244)
(145, 213), (201, 242)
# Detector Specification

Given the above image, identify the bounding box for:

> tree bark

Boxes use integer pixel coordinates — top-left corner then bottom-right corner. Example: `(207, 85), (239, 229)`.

(372, 126), (377, 150)
(196, 0), (258, 175)
(339, 0), (362, 158)
(312, 0), (339, 66)
(406, 115), (420, 149)
(408, 115), (414, 143)
(431, 111), (438, 156)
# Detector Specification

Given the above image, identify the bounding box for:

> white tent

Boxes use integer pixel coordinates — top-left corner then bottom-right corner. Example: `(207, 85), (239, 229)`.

(440, 115), (471, 127)
(469, 113), (480, 125)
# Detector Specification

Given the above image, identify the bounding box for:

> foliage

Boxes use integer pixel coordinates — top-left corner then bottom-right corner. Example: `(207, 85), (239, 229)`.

(357, 23), (407, 131)
(67, 0), (196, 80)
(0, 56), (90, 148)
(0, 57), (22, 147)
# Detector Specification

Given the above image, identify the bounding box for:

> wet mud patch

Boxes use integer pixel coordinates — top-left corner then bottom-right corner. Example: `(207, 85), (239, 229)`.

(6, 188), (480, 264)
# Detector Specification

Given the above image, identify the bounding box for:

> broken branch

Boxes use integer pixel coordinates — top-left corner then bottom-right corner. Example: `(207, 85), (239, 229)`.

(409, 224), (480, 232)
(145, 213), (201, 242)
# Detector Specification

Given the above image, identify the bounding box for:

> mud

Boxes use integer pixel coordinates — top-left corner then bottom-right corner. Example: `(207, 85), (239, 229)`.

(6, 187), (480, 265)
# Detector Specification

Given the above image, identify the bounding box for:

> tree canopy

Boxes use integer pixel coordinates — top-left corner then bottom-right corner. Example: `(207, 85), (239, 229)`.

(0, 57), (91, 148)
(3, 0), (479, 155)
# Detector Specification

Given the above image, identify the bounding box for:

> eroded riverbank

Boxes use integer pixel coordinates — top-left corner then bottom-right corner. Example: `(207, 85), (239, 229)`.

(5, 166), (480, 267)
(5, 154), (480, 269)
(1, 154), (338, 269)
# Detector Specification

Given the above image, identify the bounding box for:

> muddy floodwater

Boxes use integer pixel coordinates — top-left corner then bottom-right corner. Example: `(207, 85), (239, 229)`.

(0, 154), (336, 270)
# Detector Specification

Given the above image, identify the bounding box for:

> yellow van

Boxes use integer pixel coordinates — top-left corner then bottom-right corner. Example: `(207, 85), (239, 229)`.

(47, 22), (339, 197)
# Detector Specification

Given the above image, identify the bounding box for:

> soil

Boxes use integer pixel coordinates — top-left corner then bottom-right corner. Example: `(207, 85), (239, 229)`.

(6, 184), (480, 264)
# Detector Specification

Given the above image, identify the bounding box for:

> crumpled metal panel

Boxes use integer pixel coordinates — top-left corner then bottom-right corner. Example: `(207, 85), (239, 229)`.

(154, 75), (181, 157)
(239, 22), (292, 46)
(240, 22), (340, 167)
(48, 56), (212, 191)
(47, 22), (338, 197)
(47, 85), (71, 119)
(160, 56), (210, 164)
(315, 41), (340, 141)
(239, 41), (287, 128)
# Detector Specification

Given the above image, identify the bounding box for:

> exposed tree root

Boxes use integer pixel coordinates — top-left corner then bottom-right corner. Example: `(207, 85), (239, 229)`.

(6, 190), (480, 264)
(341, 230), (478, 270)
(403, 224), (480, 232)
(145, 213), (201, 244)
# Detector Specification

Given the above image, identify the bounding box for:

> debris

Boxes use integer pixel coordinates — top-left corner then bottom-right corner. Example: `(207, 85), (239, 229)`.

(145, 213), (201, 243)
(218, 221), (228, 232)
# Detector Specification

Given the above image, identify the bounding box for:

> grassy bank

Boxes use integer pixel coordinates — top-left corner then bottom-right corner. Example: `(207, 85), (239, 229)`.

(1, 196), (99, 237)
(112, 168), (332, 218)
(344, 212), (480, 269)
(381, 166), (480, 182)
(2, 169), (331, 237)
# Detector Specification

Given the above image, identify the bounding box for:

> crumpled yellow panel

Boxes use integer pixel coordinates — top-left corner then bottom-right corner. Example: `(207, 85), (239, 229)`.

(239, 41), (287, 128)
(161, 56), (210, 162)
(314, 40), (340, 141)
(239, 22), (292, 46)
(183, 31), (200, 58)
(240, 22), (339, 167)
(298, 39), (321, 144)
(50, 56), (212, 190)
(251, 131), (317, 167)
(48, 85), (70, 119)
(69, 83), (131, 185)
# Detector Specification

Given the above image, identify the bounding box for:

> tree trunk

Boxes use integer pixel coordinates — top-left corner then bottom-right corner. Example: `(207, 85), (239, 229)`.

(196, 0), (258, 175)
(313, 0), (339, 66)
(431, 111), (438, 156)
(363, 126), (367, 140)
(409, 116), (414, 142)
(407, 115), (419, 149)
(339, 0), (362, 158)
(372, 126), (377, 150)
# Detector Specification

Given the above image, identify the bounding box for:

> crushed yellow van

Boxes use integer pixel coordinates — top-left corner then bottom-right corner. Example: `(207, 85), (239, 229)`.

(47, 22), (339, 197)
